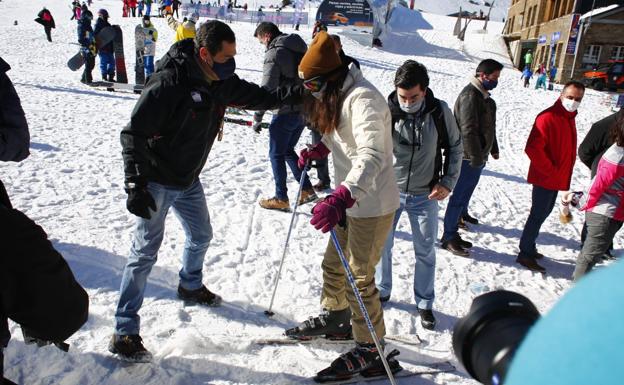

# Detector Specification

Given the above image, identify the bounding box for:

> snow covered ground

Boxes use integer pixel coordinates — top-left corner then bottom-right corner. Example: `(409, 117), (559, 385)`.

(0, 0), (619, 384)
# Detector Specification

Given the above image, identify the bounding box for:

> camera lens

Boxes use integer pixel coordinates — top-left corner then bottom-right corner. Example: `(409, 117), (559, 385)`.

(453, 291), (540, 385)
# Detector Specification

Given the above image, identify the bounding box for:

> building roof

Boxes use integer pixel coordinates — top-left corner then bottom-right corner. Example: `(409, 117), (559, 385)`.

(580, 4), (621, 20)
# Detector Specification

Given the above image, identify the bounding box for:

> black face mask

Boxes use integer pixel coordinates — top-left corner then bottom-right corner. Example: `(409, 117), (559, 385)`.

(213, 57), (236, 80)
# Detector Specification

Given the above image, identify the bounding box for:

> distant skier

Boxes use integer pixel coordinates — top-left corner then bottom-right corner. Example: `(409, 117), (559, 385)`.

(36, 7), (55, 42)
(94, 9), (115, 81)
(521, 65), (532, 88)
(137, 0), (144, 17)
(77, 10), (96, 84)
(173, 0), (181, 18)
(535, 64), (548, 90)
(167, 11), (197, 42)
(145, 0), (152, 16)
(142, 16), (158, 78)
(524, 49), (533, 68)
(70, 0), (81, 21)
(128, 0), (138, 17)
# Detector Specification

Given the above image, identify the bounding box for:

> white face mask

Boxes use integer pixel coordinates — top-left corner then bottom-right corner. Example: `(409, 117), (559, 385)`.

(399, 98), (424, 114)
(561, 98), (580, 112)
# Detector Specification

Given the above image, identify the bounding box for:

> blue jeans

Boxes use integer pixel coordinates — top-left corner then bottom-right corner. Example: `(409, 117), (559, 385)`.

(268, 113), (311, 200)
(98, 52), (115, 78)
(145, 4), (151, 16)
(442, 160), (484, 242)
(375, 193), (438, 309)
(114, 179), (213, 335)
(144, 55), (155, 77)
(518, 185), (558, 258)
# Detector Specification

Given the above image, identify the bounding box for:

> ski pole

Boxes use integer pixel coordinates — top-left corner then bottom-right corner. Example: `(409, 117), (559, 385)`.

(223, 116), (270, 129)
(264, 165), (310, 317)
(329, 229), (398, 385)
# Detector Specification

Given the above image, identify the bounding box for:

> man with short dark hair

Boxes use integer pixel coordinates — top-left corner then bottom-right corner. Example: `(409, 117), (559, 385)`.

(441, 58), (503, 257)
(375, 60), (462, 330)
(517, 81), (585, 272)
(253, 21), (317, 211)
(111, 20), (302, 362)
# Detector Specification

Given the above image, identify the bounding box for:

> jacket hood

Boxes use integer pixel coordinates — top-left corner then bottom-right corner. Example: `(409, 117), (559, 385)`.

(269, 33), (307, 54)
(553, 98), (579, 119)
(387, 87), (438, 121)
(157, 39), (210, 85)
(0, 57), (10, 74)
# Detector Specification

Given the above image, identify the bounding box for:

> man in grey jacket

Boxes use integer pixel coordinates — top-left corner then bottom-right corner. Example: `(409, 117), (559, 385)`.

(375, 60), (462, 330)
(253, 22), (316, 211)
(441, 58), (502, 257)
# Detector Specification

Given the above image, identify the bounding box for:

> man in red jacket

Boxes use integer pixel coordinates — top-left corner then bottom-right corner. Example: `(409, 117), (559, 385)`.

(518, 80), (585, 272)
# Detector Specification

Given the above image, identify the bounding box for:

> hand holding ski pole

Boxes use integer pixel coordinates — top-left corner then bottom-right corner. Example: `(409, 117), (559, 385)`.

(310, 185), (355, 233)
(298, 142), (330, 170)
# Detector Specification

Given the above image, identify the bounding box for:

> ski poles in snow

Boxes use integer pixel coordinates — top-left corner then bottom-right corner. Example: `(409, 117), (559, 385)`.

(329, 229), (398, 385)
(223, 117), (269, 129)
(264, 166), (310, 317)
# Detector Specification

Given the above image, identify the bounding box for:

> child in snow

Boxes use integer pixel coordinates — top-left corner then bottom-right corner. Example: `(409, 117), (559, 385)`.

(522, 66), (532, 88)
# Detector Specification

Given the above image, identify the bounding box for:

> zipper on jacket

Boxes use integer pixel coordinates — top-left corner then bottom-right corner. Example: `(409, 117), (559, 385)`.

(403, 116), (422, 194)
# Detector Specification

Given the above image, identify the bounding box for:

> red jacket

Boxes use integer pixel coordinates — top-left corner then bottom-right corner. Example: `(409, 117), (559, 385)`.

(525, 99), (578, 191)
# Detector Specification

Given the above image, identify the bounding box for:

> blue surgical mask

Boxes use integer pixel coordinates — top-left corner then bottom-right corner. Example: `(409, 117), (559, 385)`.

(482, 79), (498, 91)
(213, 57), (236, 80)
(399, 98), (424, 114)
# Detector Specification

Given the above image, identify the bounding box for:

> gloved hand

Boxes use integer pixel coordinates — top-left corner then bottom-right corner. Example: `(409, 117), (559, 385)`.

(298, 142), (330, 170)
(252, 121), (262, 133)
(310, 185), (356, 233)
(126, 186), (157, 219)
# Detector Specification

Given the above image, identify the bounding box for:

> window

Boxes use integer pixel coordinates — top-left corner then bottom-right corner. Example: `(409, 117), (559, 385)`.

(582, 45), (602, 68)
(611, 46), (624, 61)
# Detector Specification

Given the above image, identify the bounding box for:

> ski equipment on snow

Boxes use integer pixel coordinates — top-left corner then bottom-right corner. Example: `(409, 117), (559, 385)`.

(112, 25), (128, 83)
(134, 24), (146, 85)
(67, 26), (116, 71)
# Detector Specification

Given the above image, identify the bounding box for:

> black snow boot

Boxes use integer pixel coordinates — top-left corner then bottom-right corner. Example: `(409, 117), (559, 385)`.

(285, 308), (352, 340)
(314, 343), (402, 383)
(177, 285), (222, 307)
(108, 73), (115, 82)
(108, 334), (152, 362)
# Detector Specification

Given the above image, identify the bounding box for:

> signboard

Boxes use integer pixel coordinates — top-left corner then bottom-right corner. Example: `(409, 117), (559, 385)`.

(551, 31), (561, 43)
(538, 35), (547, 44)
(566, 13), (581, 55)
(180, 4), (308, 25)
(616, 94), (624, 109)
(316, 0), (374, 27)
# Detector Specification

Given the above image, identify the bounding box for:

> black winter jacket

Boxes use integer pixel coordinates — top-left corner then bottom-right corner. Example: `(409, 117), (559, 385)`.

(93, 17), (113, 53)
(578, 109), (623, 178)
(121, 39), (301, 188)
(454, 78), (498, 167)
(0, 58), (30, 163)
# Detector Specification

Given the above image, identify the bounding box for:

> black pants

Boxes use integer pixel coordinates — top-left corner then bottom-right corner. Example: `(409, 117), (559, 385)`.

(573, 212), (623, 281)
(81, 52), (95, 83)
(131, 7), (136, 17)
(44, 26), (52, 42)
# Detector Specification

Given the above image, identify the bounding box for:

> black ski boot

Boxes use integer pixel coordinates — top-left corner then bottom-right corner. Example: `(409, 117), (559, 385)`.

(108, 334), (152, 362)
(177, 285), (222, 306)
(314, 343), (402, 383)
(285, 308), (352, 340)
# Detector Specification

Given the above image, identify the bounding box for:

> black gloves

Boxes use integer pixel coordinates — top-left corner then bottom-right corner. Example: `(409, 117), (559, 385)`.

(126, 186), (157, 219)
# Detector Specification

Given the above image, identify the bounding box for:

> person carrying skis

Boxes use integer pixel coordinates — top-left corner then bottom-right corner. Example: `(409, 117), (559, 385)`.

(110, 20), (304, 362)
(375, 60), (463, 330)
(517, 81), (585, 273)
(77, 10), (96, 84)
(94, 9), (115, 82)
(142, 15), (158, 78)
(167, 11), (197, 42)
(440, 59), (502, 257)
(252, 22), (317, 211)
(286, 31), (401, 381)
(36, 7), (55, 42)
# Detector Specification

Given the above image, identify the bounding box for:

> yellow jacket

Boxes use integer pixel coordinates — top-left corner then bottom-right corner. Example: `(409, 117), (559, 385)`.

(167, 15), (196, 42)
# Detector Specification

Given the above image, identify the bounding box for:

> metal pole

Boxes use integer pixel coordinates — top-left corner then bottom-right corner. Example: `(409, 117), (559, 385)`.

(264, 167), (310, 317)
(329, 229), (398, 385)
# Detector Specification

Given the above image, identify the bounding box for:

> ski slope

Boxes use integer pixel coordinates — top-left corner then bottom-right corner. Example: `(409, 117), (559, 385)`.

(0, 0), (618, 384)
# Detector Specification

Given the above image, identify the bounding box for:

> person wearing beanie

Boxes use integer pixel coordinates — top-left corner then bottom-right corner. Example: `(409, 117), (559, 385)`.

(252, 21), (316, 211)
(167, 11), (197, 42)
(77, 10), (95, 84)
(141, 15), (158, 78)
(285, 31), (401, 382)
(94, 9), (115, 81)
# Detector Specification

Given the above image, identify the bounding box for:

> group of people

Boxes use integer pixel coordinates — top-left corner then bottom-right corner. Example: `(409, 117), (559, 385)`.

(8, 9), (624, 384)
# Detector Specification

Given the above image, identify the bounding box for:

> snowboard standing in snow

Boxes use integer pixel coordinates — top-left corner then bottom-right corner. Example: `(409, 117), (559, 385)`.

(112, 25), (128, 83)
(134, 24), (146, 85)
(67, 26), (116, 71)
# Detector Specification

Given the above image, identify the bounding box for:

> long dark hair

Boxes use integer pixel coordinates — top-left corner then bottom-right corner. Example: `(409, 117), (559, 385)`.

(302, 70), (348, 135)
(611, 109), (624, 147)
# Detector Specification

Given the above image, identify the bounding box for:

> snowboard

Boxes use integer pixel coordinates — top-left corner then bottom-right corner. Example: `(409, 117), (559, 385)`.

(112, 25), (128, 83)
(67, 26), (116, 71)
(88, 81), (144, 94)
(134, 24), (146, 85)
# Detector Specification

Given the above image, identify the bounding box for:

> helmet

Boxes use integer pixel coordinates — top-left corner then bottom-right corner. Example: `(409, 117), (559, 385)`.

(98, 9), (109, 18)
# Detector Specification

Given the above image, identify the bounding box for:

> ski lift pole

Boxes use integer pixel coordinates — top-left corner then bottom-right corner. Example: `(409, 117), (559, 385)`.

(329, 229), (398, 385)
(264, 165), (310, 317)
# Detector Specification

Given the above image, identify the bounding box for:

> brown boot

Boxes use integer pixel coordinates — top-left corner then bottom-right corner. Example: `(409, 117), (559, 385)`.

(516, 256), (546, 273)
(259, 197), (290, 212)
(298, 188), (318, 205)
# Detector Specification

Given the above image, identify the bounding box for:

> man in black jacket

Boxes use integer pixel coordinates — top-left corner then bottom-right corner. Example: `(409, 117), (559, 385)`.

(112, 20), (302, 362)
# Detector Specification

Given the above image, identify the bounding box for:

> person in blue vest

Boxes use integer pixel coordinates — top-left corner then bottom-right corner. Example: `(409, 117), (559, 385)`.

(94, 9), (115, 82)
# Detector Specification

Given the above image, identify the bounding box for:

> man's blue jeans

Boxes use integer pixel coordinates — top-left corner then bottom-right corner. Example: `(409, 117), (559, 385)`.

(115, 179), (213, 335)
(442, 160), (484, 242)
(144, 55), (155, 77)
(518, 185), (558, 258)
(268, 113), (311, 200)
(375, 193), (438, 310)
(98, 52), (114, 78)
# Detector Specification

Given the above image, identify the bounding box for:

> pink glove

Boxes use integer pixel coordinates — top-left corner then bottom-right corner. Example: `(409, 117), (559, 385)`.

(310, 185), (356, 233)
(298, 142), (330, 170)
